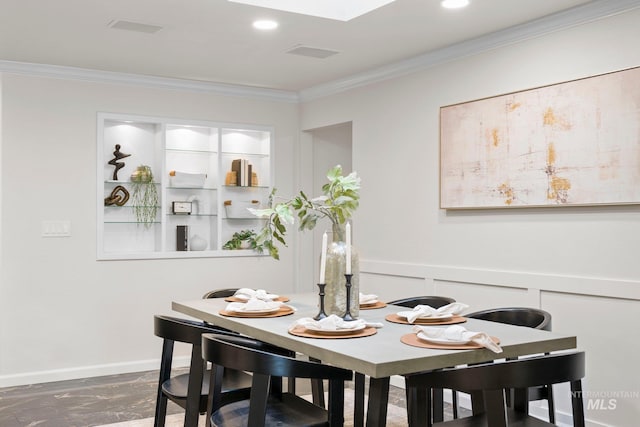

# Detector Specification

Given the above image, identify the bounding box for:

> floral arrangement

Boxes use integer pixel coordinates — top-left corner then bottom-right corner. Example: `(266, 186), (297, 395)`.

(249, 165), (360, 259)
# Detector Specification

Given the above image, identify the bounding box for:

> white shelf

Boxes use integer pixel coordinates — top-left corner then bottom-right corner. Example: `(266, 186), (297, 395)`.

(97, 112), (273, 260)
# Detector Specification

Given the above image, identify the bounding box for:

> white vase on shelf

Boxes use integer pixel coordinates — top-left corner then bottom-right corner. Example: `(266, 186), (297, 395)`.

(190, 235), (207, 251)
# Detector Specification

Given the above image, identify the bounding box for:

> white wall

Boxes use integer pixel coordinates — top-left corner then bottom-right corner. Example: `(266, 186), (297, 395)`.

(0, 74), (300, 386)
(309, 122), (353, 285)
(300, 9), (640, 427)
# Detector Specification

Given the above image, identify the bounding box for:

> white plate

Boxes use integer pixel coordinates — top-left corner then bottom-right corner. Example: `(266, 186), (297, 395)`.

(416, 331), (470, 345)
(305, 324), (366, 334)
(229, 306), (281, 314)
(398, 312), (454, 320)
(360, 299), (379, 305)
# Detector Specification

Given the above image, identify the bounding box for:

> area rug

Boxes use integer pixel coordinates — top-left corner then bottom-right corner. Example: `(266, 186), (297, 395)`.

(97, 389), (408, 426)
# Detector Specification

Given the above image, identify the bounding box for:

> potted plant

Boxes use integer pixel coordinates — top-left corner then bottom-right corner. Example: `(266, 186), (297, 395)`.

(250, 165), (361, 316)
(222, 229), (258, 250)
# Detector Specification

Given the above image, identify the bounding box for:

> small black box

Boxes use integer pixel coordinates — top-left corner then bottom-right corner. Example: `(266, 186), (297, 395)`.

(177, 225), (189, 251)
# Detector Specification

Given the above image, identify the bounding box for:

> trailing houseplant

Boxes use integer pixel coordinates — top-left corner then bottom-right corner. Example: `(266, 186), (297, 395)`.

(130, 165), (159, 228)
(249, 164), (360, 259)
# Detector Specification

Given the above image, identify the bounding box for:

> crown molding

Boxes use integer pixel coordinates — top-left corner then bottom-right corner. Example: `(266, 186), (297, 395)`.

(299, 0), (640, 102)
(0, 60), (299, 103)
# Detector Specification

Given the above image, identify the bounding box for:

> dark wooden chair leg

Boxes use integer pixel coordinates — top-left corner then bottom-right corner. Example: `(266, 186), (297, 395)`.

(184, 346), (205, 427)
(571, 380), (586, 427)
(328, 379), (347, 426)
(309, 357), (326, 408)
(432, 388), (444, 422)
(547, 384), (556, 423)
(354, 372), (366, 427)
(452, 390), (458, 418)
(154, 339), (173, 427)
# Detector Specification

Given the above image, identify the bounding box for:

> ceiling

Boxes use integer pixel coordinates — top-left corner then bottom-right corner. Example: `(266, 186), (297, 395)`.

(0, 0), (629, 93)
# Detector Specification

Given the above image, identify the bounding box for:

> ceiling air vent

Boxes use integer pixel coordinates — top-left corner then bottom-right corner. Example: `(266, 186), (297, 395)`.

(108, 19), (164, 34)
(286, 45), (339, 59)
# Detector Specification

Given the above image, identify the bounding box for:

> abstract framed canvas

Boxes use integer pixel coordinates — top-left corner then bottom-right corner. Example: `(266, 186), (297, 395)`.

(440, 66), (640, 209)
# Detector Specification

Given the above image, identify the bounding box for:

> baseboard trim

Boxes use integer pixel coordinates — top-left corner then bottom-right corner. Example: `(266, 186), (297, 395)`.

(0, 356), (190, 388)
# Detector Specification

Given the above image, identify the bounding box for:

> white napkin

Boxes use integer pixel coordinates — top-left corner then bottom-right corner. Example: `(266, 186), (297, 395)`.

(359, 292), (379, 304)
(398, 302), (469, 324)
(225, 297), (283, 312)
(295, 314), (383, 331)
(413, 324), (503, 353)
(233, 288), (279, 301)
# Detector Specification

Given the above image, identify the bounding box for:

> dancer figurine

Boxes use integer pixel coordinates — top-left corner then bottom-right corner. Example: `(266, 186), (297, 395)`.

(108, 144), (131, 180)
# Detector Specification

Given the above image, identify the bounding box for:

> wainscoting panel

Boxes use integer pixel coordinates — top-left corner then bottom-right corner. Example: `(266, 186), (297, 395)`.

(361, 272), (431, 302)
(433, 280), (531, 309)
(360, 259), (639, 427)
(542, 291), (640, 427)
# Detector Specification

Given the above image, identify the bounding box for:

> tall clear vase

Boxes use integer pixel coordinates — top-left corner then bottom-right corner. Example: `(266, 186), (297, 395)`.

(323, 223), (359, 318)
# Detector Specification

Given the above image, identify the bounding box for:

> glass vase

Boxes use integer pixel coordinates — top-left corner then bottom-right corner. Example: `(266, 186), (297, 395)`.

(323, 223), (359, 318)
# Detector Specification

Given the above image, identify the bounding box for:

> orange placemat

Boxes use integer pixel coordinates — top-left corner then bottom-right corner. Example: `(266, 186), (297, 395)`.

(288, 325), (378, 339)
(219, 306), (295, 318)
(360, 301), (387, 310)
(385, 313), (467, 325)
(224, 296), (290, 303)
(400, 333), (500, 350)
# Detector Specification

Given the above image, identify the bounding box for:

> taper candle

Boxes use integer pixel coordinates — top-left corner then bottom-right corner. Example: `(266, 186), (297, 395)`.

(345, 222), (352, 274)
(319, 231), (328, 283)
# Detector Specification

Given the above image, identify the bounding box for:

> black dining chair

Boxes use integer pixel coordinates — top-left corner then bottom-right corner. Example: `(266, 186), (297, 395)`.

(388, 295), (456, 309)
(404, 351), (586, 427)
(466, 307), (551, 331)
(202, 288), (239, 299)
(201, 289), (240, 331)
(464, 307), (555, 422)
(202, 332), (353, 426)
(153, 315), (256, 427)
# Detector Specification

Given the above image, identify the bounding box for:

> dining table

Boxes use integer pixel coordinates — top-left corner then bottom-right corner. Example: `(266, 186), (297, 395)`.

(172, 292), (577, 427)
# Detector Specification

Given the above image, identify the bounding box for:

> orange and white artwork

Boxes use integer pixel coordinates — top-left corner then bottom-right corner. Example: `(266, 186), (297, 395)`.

(440, 67), (640, 209)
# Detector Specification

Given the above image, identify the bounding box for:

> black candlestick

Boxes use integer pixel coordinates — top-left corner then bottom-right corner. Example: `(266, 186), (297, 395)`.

(314, 283), (328, 320)
(342, 274), (355, 321)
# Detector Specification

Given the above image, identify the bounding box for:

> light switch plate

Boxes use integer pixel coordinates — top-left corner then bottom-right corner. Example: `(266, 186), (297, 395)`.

(42, 220), (71, 237)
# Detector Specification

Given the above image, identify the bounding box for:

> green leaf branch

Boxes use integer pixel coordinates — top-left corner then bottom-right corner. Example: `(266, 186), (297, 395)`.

(249, 165), (360, 259)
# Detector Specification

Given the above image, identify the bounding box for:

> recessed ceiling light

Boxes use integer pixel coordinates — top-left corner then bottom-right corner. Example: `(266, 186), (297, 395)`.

(441, 0), (470, 9)
(229, 0), (396, 21)
(253, 19), (278, 30)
